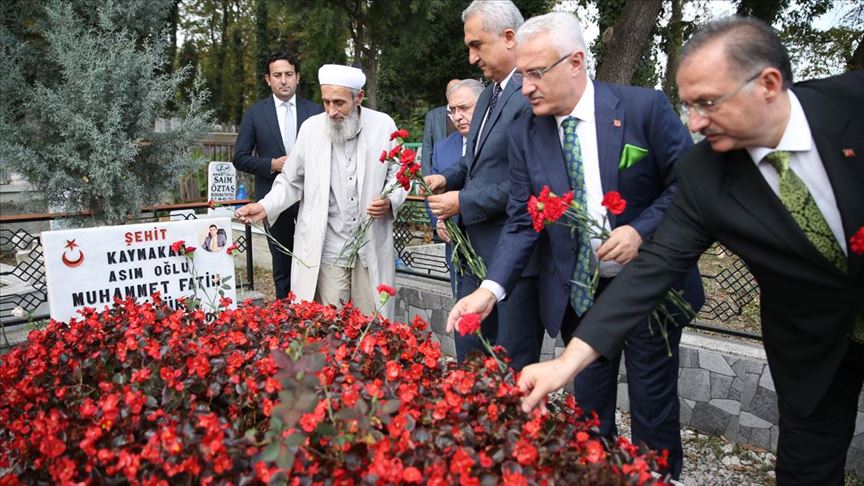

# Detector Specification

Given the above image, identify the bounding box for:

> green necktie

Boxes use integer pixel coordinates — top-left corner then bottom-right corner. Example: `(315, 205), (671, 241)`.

(765, 151), (862, 342)
(562, 117), (593, 316)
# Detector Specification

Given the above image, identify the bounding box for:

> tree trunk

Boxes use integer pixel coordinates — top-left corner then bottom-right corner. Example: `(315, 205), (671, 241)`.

(364, 45), (378, 110)
(254, 0), (270, 99)
(594, 0), (663, 85)
(662, 0), (684, 105)
(166, 0), (179, 74)
(848, 32), (864, 72)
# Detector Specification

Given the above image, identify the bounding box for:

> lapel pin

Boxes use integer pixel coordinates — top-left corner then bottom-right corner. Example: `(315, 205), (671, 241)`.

(613, 119), (622, 128)
(842, 148), (856, 158)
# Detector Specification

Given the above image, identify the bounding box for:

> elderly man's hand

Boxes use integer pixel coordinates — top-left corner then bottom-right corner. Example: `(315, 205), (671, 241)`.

(446, 288), (497, 333)
(234, 203), (267, 224)
(423, 174), (447, 194)
(427, 191), (460, 220)
(517, 338), (601, 413)
(597, 225), (643, 265)
(366, 196), (392, 219)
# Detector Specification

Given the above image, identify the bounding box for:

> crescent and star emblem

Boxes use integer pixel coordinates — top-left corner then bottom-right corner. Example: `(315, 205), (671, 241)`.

(61, 239), (85, 268)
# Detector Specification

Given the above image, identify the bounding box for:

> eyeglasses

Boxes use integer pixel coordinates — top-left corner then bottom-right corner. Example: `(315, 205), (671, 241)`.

(681, 70), (762, 118)
(447, 104), (476, 117)
(519, 52), (571, 81)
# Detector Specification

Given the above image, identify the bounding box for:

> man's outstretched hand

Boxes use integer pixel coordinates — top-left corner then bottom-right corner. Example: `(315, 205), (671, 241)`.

(446, 288), (497, 333)
(517, 338), (601, 413)
(234, 203), (267, 225)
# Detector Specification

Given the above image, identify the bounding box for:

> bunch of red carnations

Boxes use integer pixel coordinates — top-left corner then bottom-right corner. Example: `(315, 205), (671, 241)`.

(1, 295), (670, 485)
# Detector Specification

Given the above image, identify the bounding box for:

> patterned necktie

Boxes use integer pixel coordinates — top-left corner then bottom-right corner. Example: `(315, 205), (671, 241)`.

(283, 101), (295, 154)
(765, 151), (846, 272)
(487, 83), (502, 116)
(765, 151), (862, 342)
(562, 117), (593, 316)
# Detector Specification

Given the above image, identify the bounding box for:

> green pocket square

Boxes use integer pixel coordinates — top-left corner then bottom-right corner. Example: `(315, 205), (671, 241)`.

(618, 144), (649, 170)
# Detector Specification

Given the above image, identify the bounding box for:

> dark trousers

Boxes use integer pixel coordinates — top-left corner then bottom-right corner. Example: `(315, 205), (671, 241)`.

(561, 279), (684, 479)
(454, 274), (543, 371)
(266, 203), (299, 300)
(775, 341), (864, 485)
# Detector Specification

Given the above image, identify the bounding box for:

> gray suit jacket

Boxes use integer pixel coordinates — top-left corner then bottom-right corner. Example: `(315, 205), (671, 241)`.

(441, 74), (537, 275)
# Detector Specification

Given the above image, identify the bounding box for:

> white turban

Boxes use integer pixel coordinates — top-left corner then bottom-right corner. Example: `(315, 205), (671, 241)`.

(318, 64), (366, 90)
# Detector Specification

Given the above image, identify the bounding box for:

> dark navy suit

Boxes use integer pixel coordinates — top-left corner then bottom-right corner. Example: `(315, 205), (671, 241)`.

(486, 81), (704, 478)
(440, 74), (543, 371)
(234, 95), (322, 299)
(428, 132), (465, 296)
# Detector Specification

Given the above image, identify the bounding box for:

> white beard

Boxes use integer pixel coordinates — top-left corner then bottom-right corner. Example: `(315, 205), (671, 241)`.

(325, 109), (361, 145)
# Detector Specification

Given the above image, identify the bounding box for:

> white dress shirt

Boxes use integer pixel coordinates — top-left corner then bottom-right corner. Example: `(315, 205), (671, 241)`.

(273, 94), (297, 154)
(321, 130), (366, 268)
(747, 91), (847, 254)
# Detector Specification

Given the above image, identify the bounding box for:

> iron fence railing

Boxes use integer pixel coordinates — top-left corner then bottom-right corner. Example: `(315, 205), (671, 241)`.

(0, 201), (254, 327)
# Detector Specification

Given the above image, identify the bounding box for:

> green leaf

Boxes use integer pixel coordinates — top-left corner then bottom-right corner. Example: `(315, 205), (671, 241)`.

(257, 442), (281, 463)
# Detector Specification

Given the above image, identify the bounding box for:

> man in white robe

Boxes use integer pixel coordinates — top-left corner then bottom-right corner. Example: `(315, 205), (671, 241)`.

(235, 64), (406, 317)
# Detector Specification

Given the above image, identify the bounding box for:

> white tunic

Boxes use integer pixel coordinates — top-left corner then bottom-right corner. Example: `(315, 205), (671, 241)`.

(259, 107), (406, 317)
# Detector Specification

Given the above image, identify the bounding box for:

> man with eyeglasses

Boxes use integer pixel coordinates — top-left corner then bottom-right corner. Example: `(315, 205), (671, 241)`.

(509, 16), (863, 484)
(446, 11), (704, 478)
(424, 0), (543, 371)
(427, 79), (483, 297)
(421, 79), (459, 175)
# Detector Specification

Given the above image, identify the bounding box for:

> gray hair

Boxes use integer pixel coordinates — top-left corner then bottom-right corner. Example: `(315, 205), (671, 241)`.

(462, 0), (524, 35)
(515, 12), (587, 57)
(680, 16), (793, 89)
(447, 79), (484, 99)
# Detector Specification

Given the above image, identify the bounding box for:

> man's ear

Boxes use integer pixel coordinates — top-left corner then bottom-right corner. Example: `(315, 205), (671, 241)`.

(503, 28), (517, 49)
(759, 67), (784, 101)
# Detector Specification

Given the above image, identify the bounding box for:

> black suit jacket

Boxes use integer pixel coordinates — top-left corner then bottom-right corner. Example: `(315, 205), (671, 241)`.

(573, 72), (864, 417)
(233, 95), (323, 200)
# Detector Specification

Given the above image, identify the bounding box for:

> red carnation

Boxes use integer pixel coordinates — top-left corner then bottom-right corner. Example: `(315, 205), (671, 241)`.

(400, 148), (417, 166)
(377, 284), (397, 297)
(387, 145), (403, 159)
(527, 186), (573, 232)
(601, 191), (627, 215)
(390, 128), (410, 141)
(456, 313), (482, 336)
(170, 240), (185, 253)
(379, 150), (388, 163)
(377, 283), (397, 305)
(851, 227), (864, 255)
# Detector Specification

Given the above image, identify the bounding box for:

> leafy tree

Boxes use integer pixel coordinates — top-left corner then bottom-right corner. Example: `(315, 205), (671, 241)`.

(0, 0), (211, 224)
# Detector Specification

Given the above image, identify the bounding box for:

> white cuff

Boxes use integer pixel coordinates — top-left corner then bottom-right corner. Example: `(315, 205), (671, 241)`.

(480, 280), (506, 302)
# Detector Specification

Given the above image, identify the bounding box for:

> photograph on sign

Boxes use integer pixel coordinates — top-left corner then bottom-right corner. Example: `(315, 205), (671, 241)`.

(42, 218), (237, 323)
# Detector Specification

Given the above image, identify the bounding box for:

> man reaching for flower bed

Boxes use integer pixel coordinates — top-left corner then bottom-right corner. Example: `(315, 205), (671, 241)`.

(235, 64), (406, 318)
(446, 12), (704, 479)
